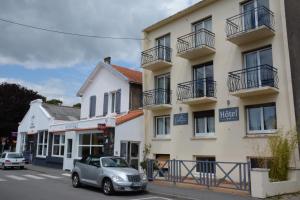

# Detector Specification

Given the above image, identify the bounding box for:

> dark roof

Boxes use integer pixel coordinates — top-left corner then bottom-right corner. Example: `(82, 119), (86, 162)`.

(42, 103), (80, 121)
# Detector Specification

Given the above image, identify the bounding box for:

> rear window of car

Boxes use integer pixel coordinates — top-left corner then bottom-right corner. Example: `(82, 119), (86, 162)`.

(7, 153), (23, 159)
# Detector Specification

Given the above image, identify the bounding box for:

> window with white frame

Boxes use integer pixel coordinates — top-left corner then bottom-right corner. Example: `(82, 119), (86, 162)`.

(78, 133), (104, 158)
(246, 103), (277, 134)
(155, 116), (170, 136)
(110, 92), (117, 113)
(37, 130), (49, 157)
(194, 110), (215, 136)
(52, 134), (65, 157)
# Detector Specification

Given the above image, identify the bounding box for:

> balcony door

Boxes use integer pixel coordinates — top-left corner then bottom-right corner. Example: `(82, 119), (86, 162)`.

(193, 62), (214, 97)
(242, 0), (270, 31)
(193, 18), (212, 48)
(244, 46), (273, 88)
(155, 74), (170, 104)
(156, 34), (171, 62)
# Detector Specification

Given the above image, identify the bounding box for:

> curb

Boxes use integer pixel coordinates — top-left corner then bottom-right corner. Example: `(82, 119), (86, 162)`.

(148, 190), (200, 200)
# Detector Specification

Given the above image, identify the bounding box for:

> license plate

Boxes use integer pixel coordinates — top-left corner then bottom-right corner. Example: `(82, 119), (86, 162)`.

(132, 182), (142, 187)
(12, 163), (19, 165)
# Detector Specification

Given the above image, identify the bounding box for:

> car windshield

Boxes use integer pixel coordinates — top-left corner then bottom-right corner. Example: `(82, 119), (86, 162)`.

(7, 153), (23, 159)
(101, 157), (128, 168)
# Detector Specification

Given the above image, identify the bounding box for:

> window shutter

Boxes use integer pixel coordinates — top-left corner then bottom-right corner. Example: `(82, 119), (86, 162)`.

(89, 96), (96, 118)
(116, 89), (121, 114)
(103, 93), (108, 116)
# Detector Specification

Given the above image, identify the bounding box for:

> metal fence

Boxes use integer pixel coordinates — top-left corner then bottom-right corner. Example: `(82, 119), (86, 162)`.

(226, 6), (275, 37)
(177, 29), (215, 54)
(141, 45), (172, 66)
(143, 89), (172, 107)
(147, 159), (251, 193)
(227, 64), (278, 93)
(177, 79), (216, 101)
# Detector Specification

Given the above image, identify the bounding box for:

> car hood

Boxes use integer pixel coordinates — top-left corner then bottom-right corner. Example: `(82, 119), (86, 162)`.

(103, 167), (139, 176)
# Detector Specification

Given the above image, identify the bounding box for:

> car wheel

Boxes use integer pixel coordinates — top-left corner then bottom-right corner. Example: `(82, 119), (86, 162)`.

(2, 164), (7, 170)
(102, 178), (114, 195)
(72, 174), (81, 188)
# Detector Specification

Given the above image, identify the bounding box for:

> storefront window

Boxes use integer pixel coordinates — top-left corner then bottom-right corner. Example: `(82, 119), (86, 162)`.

(78, 133), (104, 158)
(52, 134), (65, 157)
(37, 130), (49, 157)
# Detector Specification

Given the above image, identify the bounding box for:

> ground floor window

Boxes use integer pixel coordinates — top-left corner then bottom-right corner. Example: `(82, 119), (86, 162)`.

(37, 130), (49, 157)
(194, 110), (215, 136)
(195, 156), (216, 174)
(249, 157), (272, 169)
(246, 103), (276, 134)
(78, 133), (104, 158)
(155, 116), (170, 136)
(52, 134), (65, 157)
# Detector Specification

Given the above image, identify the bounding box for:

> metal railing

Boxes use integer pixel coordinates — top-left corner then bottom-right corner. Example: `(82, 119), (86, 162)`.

(177, 79), (216, 101)
(227, 64), (278, 93)
(147, 159), (251, 192)
(141, 45), (172, 66)
(143, 88), (172, 107)
(226, 6), (275, 38)
(177, 29), (215, 54)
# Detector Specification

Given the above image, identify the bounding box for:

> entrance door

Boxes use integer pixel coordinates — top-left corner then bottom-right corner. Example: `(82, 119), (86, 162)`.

(120, 141), (140, 170)
(63, 133), (75, 170)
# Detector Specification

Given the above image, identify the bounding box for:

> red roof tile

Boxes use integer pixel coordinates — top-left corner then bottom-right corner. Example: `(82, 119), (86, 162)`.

(116, 109), (143, 125)
(112, 65), (142, 84)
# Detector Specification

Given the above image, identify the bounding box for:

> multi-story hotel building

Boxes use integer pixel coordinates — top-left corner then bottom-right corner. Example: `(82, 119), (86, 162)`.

(141, 0), (300, 168)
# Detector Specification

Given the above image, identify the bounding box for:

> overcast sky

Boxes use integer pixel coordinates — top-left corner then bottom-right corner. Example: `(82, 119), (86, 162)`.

(0, 0), (199, 105)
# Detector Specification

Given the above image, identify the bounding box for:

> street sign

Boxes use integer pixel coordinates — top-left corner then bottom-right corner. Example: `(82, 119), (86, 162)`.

(219, 107), (239, 122)
(173, 113), (188, 125)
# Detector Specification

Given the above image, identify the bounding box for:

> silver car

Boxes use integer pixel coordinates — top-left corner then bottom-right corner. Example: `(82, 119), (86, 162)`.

(71, 156), (147, 195)
(0, 152), (25, 169)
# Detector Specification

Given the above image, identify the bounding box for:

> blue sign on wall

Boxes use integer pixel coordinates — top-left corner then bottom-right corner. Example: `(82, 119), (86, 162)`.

(174, 113), (188, 125)
(219, 107), (239, 122)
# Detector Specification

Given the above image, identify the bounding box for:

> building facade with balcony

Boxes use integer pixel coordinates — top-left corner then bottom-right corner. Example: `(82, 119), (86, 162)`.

(141, 0), (300, 169)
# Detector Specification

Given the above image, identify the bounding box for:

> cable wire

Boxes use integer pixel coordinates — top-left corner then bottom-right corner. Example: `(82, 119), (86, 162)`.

(0, 17), (144, 41)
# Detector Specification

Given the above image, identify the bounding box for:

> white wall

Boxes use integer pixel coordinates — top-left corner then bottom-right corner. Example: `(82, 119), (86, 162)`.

(80, 66), (130, 119)
(114, 115), (145, 171)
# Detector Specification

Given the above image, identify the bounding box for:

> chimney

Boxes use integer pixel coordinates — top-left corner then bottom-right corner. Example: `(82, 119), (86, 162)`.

(104, 57), (111, 64)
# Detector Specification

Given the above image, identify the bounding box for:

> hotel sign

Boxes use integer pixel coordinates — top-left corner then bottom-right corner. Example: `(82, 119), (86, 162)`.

(173, 113), (188, 126)
(219, 107), (239, 122)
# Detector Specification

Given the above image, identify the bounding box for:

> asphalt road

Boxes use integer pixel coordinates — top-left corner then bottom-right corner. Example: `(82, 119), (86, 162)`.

(0, 167), (184, 200)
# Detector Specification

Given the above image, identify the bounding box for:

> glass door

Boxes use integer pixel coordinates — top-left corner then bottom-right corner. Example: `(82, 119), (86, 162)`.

(156, 35), (170, 61)
(155, 74), (170, 104)
(67, 139), (73, 158)
(120, 141), (139, 170)
(193, 62), (214, 97)
(242, 0), (256, 31)
(193, 18), (212, 48)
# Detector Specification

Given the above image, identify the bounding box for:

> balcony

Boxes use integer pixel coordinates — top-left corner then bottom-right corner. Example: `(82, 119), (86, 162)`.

(143, 89), (172, 110)
(177, 29), (215, 60)
(177, 79), (217, 105)
(226, 6), (275, 45)
(228, 65), (279, 98)
(141, 45), (172, 71)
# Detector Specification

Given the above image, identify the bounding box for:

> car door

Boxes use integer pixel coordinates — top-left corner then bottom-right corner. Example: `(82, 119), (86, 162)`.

(86, 158), (101, 185)
(79, 156), (91, 182)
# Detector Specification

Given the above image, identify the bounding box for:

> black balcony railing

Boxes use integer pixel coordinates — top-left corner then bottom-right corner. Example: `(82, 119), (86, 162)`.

(226, 6), (275, 38)
(227, 65), (278, 93)
(141, 45), (172, 66)
(177, 29), (215, 54)
(143, 88), (172, 107)
(177, 79), (216, 101)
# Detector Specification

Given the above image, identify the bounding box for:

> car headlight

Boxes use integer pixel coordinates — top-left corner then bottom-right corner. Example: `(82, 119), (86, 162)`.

(140, 174), (148, 181)
(111, 175), (125, 182)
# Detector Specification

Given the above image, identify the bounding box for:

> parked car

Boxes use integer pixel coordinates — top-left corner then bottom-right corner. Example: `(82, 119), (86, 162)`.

(0, 152), (26, 169)
(71, 155), (147, 195)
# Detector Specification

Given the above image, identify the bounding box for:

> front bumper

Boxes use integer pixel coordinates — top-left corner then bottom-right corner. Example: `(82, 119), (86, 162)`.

(4, 163), (25, 167)
(112, 181), (147, 192)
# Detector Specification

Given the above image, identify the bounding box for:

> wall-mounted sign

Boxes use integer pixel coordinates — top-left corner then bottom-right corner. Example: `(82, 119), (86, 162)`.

(219, 107), (239, 122)
(174, 113), (188, 126)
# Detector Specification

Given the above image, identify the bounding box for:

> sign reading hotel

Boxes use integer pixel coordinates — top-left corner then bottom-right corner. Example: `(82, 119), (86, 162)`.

(219, 107), (239, 122)
(174, 113), (188, 125)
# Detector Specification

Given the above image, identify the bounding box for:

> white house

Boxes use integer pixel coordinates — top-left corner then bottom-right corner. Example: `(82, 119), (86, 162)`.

(49, 57), (144, 170)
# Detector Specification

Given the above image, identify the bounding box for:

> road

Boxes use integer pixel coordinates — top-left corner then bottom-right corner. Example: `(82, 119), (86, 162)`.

(0, 167), (184, 200)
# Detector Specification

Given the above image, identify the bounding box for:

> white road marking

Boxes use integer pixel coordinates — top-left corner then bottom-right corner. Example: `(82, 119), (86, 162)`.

(6, 175), (28, 181)
(37, 174), (62, 179)
(0, 178), (7, 182)
(130, 197), (173, 200)
(23, 174), (45, 180)
(61, 173), (71, 177)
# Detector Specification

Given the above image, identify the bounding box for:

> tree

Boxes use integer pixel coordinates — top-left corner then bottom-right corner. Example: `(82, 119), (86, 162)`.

(0, 83), (45, 137)
(72, 103), (81, 108)
(46, 99), (63, 106)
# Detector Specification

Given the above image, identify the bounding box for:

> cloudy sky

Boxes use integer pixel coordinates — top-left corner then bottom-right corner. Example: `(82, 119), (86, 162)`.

(0, 0), (199, 105)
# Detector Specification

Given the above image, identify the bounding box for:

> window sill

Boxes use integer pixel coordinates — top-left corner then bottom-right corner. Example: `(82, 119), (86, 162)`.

(152, 138), (171, 141)
(191, 136), (217, 140)
(244, 133), (278, 139)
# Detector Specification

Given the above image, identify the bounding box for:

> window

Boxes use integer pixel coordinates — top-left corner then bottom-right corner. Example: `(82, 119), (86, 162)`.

(246, 103), (277, 134)
(1, 153), (6, 158)
(155, 116), (170, 136)
(89, 95), (96, 118)
(249, 157), (271, 169)
(194, 110), (215, 136)
(193, 62), (214, 97)
(52, 134), (65, 157)
(111, 92), (116, 113)
(20, 133), (27, 152)
(195, 156), (216, 173)
(155, 74), (171, 104)
(78, 133), (104, 158)
(37, 130), (49, 157)
(156, 34), (171, 62)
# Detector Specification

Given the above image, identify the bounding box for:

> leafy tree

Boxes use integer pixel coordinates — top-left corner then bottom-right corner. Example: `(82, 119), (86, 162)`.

(0, 83), (45, 137)
(73, 103), (81, 108)
(46, 99), (63, 106)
